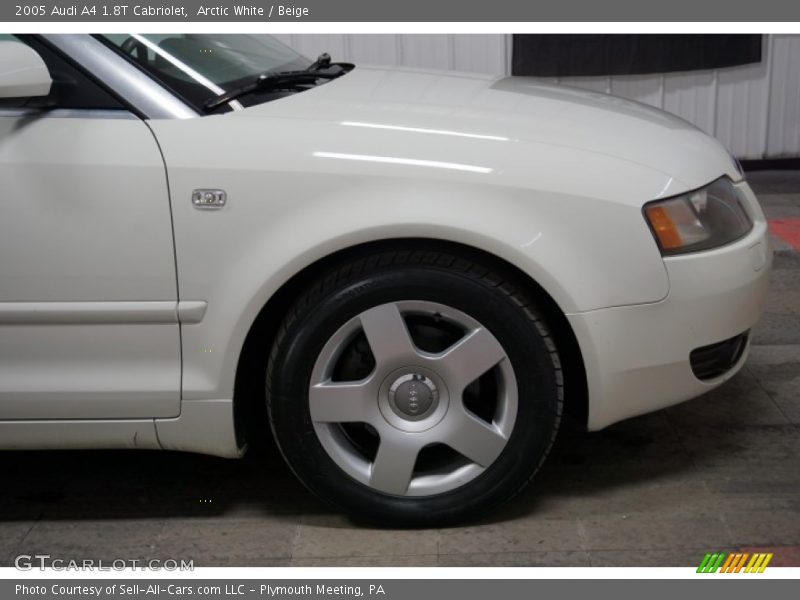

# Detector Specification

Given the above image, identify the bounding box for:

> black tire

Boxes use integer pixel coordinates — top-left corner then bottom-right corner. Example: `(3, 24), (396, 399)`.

(266, 247), (563, 526)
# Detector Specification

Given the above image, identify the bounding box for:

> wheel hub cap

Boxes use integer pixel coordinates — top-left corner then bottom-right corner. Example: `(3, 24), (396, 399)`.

(309, 300), (518, 496)
(388, 373), (439, 421)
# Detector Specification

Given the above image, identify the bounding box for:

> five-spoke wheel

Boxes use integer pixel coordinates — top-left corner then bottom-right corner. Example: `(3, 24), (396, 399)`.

(310, 300), (517, 496)
(267, 247), (562, 525)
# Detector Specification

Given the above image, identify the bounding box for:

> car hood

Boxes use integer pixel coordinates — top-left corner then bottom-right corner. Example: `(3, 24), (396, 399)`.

(229, 66), (739, 201)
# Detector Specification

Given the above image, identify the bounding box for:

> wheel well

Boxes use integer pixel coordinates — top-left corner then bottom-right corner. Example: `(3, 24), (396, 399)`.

(232, 239), (588, 449)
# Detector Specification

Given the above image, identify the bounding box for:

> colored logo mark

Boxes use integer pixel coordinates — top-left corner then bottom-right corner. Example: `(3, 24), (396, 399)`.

(697, 552), (773, 573)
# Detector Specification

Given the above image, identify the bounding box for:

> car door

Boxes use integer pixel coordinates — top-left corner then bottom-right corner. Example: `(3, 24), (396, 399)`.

(0, 36), (181, 419)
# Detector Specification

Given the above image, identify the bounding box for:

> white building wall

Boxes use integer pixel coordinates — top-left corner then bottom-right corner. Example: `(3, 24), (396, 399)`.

(275, 34), (800, 160)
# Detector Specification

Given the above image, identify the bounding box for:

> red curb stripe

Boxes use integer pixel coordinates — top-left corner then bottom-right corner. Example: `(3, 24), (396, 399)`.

(769, 218), (800, 251)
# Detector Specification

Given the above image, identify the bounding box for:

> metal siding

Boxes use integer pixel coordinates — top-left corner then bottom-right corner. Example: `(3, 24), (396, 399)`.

(610, 75), (665, 109)
(286, 34), (348, 63)
(283, 33), (506, 74)
(398, 34), (454, 70)
(663, 71), (718, 137)
(715, 47), (771, 159)
(451, 35), (508, 75)
(346, 34), (401, 65)
(766, 35), (800, 158)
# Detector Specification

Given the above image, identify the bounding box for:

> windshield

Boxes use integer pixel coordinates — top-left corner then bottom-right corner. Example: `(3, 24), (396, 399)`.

(99, 34), (313, 112)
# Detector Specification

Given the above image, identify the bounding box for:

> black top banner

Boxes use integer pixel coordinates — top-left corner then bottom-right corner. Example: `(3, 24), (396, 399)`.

(3, 0), (800, 22)
(512, 34), (763, 77)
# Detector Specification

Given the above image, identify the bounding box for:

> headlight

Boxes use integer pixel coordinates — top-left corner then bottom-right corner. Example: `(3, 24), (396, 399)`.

(643, 177), (753, 256)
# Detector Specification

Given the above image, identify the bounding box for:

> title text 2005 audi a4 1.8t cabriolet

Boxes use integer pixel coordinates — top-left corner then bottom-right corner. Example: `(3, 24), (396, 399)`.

(0, 34), (771, 524)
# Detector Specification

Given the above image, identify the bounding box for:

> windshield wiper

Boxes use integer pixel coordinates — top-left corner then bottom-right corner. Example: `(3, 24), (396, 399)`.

(307, 52), (332, 71)
(203, 54), (349, 112)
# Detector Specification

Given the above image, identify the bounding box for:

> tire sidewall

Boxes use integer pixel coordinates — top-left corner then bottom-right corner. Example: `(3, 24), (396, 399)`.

(268, 264), (559, 525)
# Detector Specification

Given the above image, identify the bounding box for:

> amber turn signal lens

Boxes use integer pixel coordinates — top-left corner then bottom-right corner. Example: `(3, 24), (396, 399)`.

(645, 205), (683, 250)
(644, 178), (753, 256)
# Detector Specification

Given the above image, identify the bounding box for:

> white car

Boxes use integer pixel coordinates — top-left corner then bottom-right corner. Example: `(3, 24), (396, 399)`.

(0, 34), (771, 524)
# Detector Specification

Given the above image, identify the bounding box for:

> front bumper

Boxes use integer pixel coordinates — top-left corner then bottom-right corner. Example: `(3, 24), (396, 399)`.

(567, 182), (772, 430)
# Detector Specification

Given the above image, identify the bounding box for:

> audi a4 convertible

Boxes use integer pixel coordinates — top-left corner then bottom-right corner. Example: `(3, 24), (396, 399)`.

(0, 34), (771, 524)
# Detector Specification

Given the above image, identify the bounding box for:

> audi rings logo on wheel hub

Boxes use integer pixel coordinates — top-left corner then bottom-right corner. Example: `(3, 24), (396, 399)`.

(388, 373), (439, 421)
